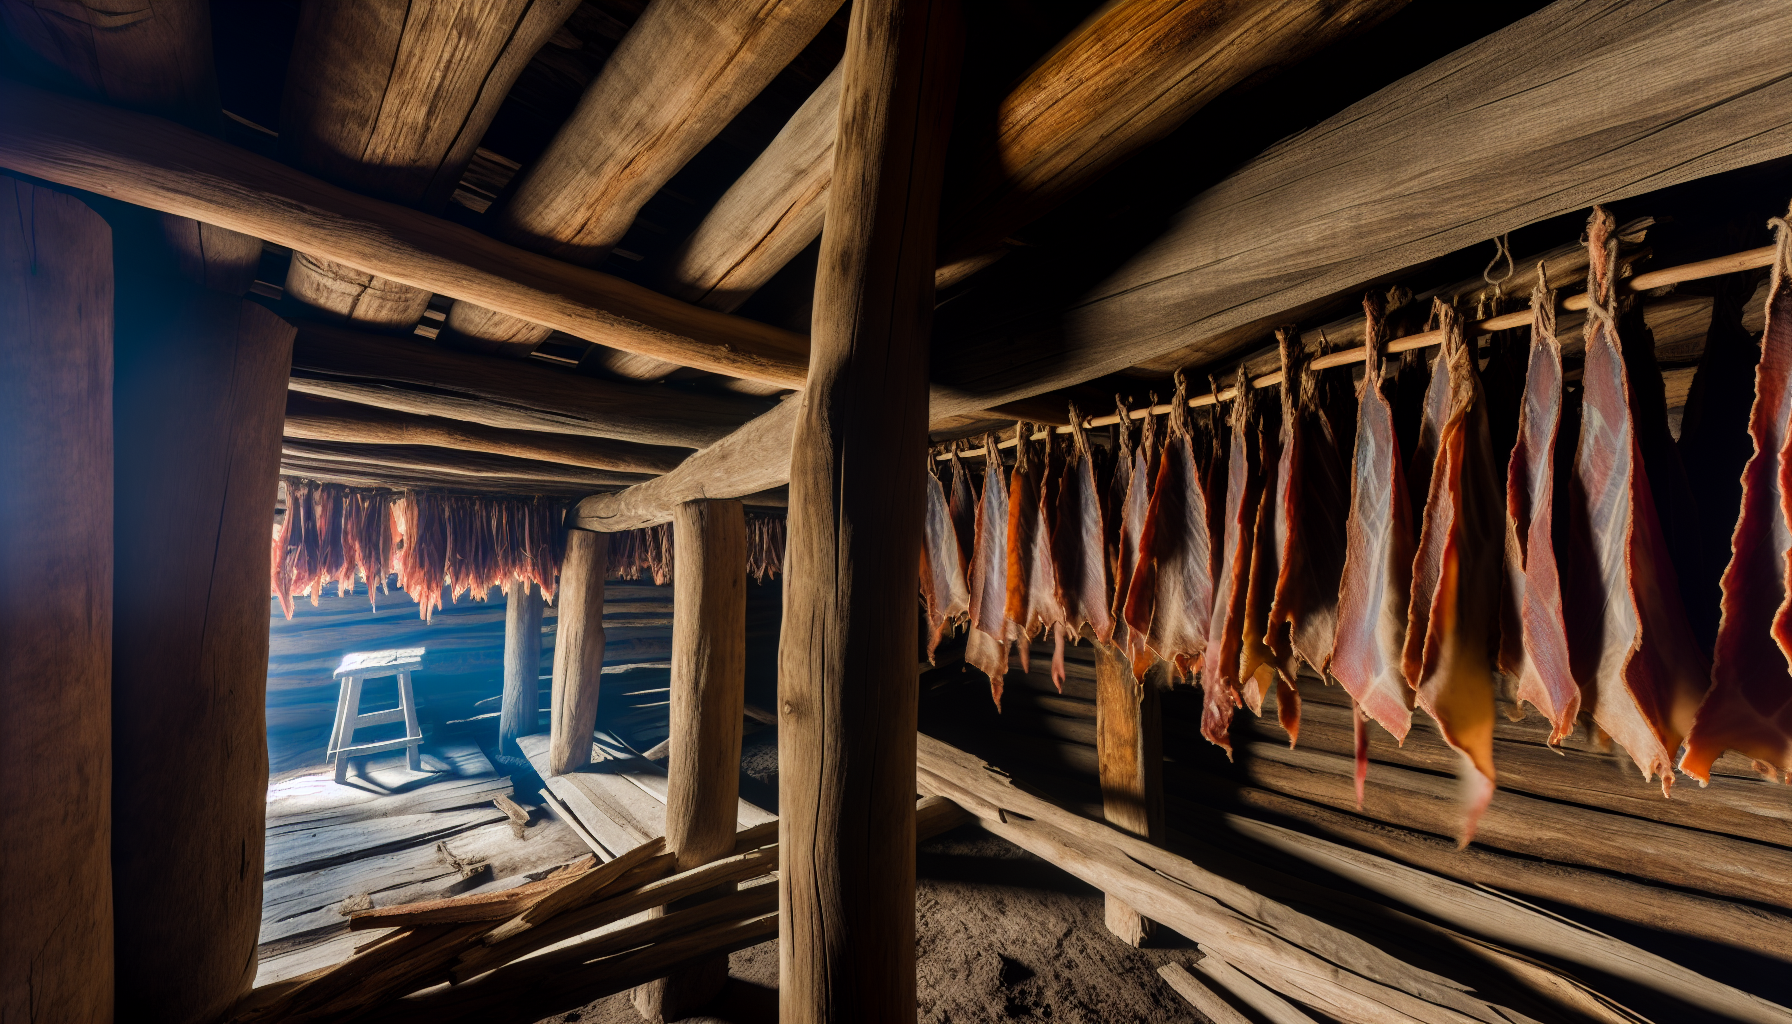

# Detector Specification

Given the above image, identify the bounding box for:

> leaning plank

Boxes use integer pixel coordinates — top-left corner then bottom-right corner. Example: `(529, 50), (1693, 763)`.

(1189, 952), (1318, 1024)
(0, 79), (811, 386)
(1158, 962), (1255, 1024)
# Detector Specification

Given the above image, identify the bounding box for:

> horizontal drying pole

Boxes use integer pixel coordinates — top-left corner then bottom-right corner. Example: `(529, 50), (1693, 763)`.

(939, 242), (1776, 461)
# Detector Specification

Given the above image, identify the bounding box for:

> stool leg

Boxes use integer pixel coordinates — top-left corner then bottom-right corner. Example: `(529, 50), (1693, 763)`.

(335, 674), (364, 784)
(327, 675), (355, 767)
(398, 670), (423, 771)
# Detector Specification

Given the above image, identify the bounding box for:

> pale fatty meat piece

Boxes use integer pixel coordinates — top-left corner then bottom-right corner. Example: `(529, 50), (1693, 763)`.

(1106, 398), (1140, 659)
(1202, 367), (1269, 754)
(920, 464), (970, 663)
(1682, 211), (1792, 782)
(1124, 374), (1218, 684)
(1006, 428), (1067, 682)
(967, 432), (1016, 705)
(1241, 382), (1292, 732)
(1564, 207), (1709, 794)
(1329, 292), (1417, 742)
(1498, 268), (1580, 745)
(947, 447), (978, 583)
(1406, 303), (1504, 842)
(1052, 409), (1114, 644)
(1401, 302), (1456, 686)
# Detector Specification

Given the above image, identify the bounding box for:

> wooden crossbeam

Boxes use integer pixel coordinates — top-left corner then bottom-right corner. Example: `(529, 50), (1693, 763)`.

(0, 80), (811, 387)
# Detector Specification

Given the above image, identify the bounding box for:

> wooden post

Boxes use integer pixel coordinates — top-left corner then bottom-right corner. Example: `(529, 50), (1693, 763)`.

(779, 1), (959, 1020)
(0, 178), (114, 1024)
(1094, 645), (1164, 945)
(549, 529), (608, 774)
(107, 203), (296, 1024)
(634, 499), (747, 1020)
(501, 579), (545, 753)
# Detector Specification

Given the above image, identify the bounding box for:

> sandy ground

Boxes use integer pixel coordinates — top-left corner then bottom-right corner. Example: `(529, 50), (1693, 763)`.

(540, 824), (1211, 1024)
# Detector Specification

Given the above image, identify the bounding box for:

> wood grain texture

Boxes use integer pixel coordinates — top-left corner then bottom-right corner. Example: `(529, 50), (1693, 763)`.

(286, 321), (765, 449)
(549, 530), (608, 775)
(279, 0), (575, 329)
(500, 580), (545, 753)
(281, 439), (651, 490)
(283, 392), (687, 475)
(109, 225), (296, 1023)
(0, 79), (812, 385)
(634, 499), (747, 1020)
(0, 177), (114, 1024)
(1094, 645), (1163, 946)
(779, 1), (960, 1019)
(935, 0), (1792, 408)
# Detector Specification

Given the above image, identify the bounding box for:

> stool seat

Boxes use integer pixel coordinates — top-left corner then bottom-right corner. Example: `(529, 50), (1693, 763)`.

(327, 647), (427, 784)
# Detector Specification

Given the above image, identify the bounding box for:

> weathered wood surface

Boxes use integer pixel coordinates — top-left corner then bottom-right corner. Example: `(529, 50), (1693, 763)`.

(1158, 962), (1256, 1024)
(517, 733), (670, 858)
(282, 439), (650, 489)
(266, 743), (510, 829)
(279, 0), (574, 329)
(635, 500), (748, 1019)
(280, 457), (626, 498)
(549, 530), (608, 775)
(780, 1), (959, 1020)
(1094, 645), (1163, 946)
(267, 806), (510, 879)
(284, 392), (688, 475)
(500, 581), (545, 753)
(110, 214), (296, 1023)
(580, 0), (1792, 525)
(0, 0), (262, 293)
(0, 79), (811, 385)
(0, 177), (114, 1024)
(287, 321), (763, 449)
(444, 0), (841, 362)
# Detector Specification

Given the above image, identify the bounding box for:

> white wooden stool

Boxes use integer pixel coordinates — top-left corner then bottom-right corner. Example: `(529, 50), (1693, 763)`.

(327, 647), (426, 784)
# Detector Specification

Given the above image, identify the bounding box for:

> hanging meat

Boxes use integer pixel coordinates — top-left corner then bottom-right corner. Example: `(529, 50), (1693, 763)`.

(1563, 207), (1709, 794)
(1111, 397), (1161, 679)
(1124, 374), (1218, 683)
(1201, 367), (1270, 754)
(1007, 426), (1069, 684)
(1682, 209), (1792, 784)
(1405, 301), (1504, 842)
(920, 460), (970, 663)
(1265, 327), (1352, 746)
(947, 446), (979, 583)
(1240, 371), (1289, 722)
(966, 432), (1016, 705)
(1330, 292), (1417, 751)
(1052, 407), (1113, 645)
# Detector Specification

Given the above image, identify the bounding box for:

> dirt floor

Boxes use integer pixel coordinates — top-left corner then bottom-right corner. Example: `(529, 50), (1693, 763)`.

(541, 824), (1211, 1024)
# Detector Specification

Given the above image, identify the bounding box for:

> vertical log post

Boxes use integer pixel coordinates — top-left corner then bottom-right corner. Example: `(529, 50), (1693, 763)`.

(633, 499), (747, 1021)
(549, 529), (608, 775)
(1094, 646), (1165, 945)
(501, 579), (546, 753)
(0, 178), (115, 1024)
(779, 1), (960, 1020)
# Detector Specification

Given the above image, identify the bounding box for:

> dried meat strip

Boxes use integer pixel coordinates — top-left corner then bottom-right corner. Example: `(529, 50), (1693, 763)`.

(1407, 303), (1504, 842)
(1124, 375), (1216, 682)
(1006, 427), (1067, 682)
(1329, 293), (1417, 744)
(1498, 266), (1580, 744)
(1564, 207), (1709, 793)
(947, 446), (978, 583)
(1241, 379), (1289, 723)
(1053, 407), (1114, 644)
(1402, 307), (1456, 684)
(1113, 399), (1161, 679)
(921, 462), (969, 663)
(1683, 210), (1792, 783)
(1202, 367), (1269, 753)
(966, 433), (1016, 705)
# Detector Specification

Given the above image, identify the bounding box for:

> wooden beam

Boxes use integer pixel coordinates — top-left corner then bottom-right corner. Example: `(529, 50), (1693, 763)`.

(279, 0), (574, 330)
(1093, 646), (1164, 946)
(444, 0), (843, 363)
(0, 79), (811, 386)
(500, 580), (545, 754)
(0, 177), (114, 1024)
(281, 439), (649, 490)
(278, 458), (612, 498)
(549, 530), (607, 775)
(780, 1), (959, 1019)
(283, 392), (687, 476)
(579, 0), (1792, 526)
(634, 499), (748, 1019)
(1, 0), (262, 293)
(286, 321), (765, 450)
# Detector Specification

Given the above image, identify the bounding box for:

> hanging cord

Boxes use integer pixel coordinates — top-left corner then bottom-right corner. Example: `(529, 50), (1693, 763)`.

(1482, 232), (1515, 299)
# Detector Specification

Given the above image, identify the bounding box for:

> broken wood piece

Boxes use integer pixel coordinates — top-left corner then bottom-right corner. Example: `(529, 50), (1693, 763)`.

(492, 794), (530, 839)
(1157, 962), (1254, 1024)
(347, 856), (595, 930)
(1190, 948), (1319, 1024)
(478, 835), (668, 946)
(536, 787), (606, 859)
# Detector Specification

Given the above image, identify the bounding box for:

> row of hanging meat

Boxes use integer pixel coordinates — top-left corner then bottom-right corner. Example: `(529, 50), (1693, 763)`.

(921, 207), (1792, 838)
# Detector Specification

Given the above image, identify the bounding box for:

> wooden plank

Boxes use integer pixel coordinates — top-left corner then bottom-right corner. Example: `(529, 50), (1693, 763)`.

(0, 176), (114, 1024)
(284, 392), (687, 475)
(499, 580), (545, 753)
(517, 734), (666, 856)
(550, 530), (608, 774)
(1094, 645), (1163, 946)
(1189, 950), (1319, 1024)
(283, 439), (649, 489)
(0, 79), (811, 386)
(265, 806), (510, 878)
(1158, 962), (1255, 1024)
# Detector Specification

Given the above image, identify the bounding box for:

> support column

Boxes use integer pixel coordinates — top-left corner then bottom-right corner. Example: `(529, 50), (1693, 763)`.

(634, 499), (747, 1021)
(779, 1), (960, 1020)
(501, 579), (546, 753)
(1095, 646), (1165, 945)
(0, 178), (115, 1024)
(550, 529), (608, 775)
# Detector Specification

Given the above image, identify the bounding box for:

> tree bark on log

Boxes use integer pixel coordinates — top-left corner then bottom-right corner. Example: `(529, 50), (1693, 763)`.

(1094, 645), (1163, 945)
(445, 0), (842, 364)
(549, 530), (608, 775)
(500, 580), (545, 754)
(279, 0), (574, 330)
(778, 1), (959, 1019)
(634, 499), (747, 1020)
(0, 177), (114, 1024)
(107, 206), (295, 1024)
